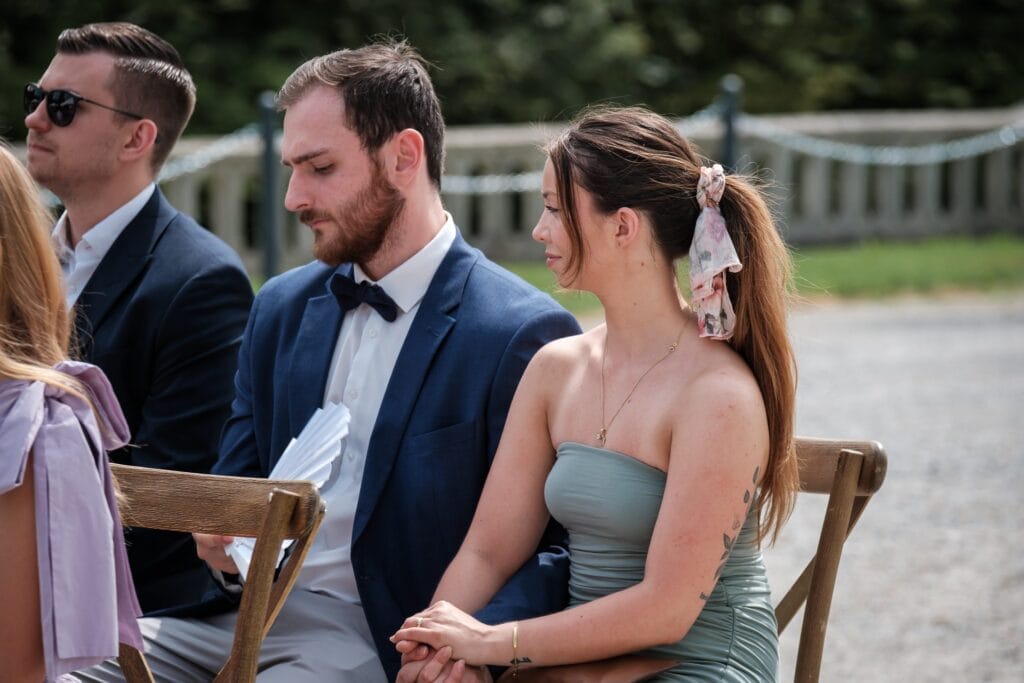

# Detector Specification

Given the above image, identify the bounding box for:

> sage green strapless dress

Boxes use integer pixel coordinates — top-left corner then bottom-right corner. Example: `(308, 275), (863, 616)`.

(544, 442), (778, 682)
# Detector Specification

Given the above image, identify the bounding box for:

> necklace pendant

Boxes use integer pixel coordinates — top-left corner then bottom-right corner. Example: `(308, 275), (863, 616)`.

(596, 428), (607, 446)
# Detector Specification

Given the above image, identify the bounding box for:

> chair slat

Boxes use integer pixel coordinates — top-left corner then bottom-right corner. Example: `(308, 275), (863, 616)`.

(794, 450), (863, 682)
(111, 464), (320, 537)
(260, 499), (326, 640)
(112, 465), (326, 683)
(794, 437), (887, 495)
(117, 643), (154, 683)
(215, 489), (299, 682)
(773, 494), (871, 632)
(775, 437), (888, 683)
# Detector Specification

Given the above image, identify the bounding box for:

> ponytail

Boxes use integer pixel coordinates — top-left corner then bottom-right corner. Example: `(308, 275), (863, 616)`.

(719, 176), (798, 543)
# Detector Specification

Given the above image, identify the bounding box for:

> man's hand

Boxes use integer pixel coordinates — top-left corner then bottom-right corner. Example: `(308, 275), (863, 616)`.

(391, 601), (497, 666)
(192, 532), (238, 574)
(396, 644), (492, 683)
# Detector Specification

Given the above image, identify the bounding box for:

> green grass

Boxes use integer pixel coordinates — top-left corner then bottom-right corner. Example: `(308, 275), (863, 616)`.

(504, 262), (602, 315)
(502, 233), (1024, 317)
(789, 234), (1024, 298)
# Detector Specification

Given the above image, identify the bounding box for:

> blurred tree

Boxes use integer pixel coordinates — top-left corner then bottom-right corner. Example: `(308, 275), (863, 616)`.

(1, 0), (1020, 141)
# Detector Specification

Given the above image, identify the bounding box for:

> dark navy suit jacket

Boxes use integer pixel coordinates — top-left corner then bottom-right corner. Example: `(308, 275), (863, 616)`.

(74, 188), (253, 613)
(209, 232), (580, 679)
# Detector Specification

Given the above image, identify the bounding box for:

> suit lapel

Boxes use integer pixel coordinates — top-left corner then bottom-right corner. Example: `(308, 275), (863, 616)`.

(287, 266), (347, 440)
(353, 234), (479, 544)
(73, 189), (170, 359)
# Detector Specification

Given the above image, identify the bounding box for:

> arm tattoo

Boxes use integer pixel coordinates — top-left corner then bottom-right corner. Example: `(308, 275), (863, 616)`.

(706, 465), (761, 588)
(713, 532), (734, 580)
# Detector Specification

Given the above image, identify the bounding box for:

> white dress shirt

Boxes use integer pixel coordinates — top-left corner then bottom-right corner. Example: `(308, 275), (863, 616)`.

(297, 213), (457, 604)
(52, 183), (156, 307)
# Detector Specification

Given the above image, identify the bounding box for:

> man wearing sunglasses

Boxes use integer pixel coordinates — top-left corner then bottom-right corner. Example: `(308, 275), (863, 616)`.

(24, 22), (254, 614)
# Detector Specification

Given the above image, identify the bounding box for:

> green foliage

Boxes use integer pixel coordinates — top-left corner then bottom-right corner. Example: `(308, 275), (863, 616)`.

(2, 0), (1022, 142)
(504, 234), (1024, 316)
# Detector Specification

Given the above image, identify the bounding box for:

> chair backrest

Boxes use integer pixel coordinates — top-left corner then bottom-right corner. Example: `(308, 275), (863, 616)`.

(775, 436), (888, 683)
(110, 464), (326, 683)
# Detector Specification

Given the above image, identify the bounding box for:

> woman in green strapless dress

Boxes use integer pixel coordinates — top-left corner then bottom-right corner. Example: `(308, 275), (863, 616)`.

(545, 442), (779, 680)
(392, 106), (798, 682)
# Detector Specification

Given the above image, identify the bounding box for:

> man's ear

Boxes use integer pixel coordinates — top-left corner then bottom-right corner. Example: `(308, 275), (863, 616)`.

(386, 128), (425, 188)
(119, 119), (159, 164)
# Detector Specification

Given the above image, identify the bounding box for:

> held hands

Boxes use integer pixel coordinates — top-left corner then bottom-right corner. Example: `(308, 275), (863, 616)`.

(396, 644), (492, 683)
(192, 532), (239, 574)
(392, 601), (504, 668)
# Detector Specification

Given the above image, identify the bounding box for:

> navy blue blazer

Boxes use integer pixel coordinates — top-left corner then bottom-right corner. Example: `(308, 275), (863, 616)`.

(210, 232), (580, 679)
(74, 188), (253, 613)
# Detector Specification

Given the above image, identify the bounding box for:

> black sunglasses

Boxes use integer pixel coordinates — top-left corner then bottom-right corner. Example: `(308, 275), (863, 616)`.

(24, 82), (145, 128)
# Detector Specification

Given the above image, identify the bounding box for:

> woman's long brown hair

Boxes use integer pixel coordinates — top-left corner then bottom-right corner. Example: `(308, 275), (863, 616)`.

(546, 106), (798, 542)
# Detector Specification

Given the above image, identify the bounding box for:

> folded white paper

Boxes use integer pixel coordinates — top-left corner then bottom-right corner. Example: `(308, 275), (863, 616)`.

(226, 401), (349, 579)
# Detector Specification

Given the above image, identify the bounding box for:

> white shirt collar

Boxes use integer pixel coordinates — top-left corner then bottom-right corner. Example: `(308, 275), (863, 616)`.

(351, 212), (456, 315)
(51, 183), (156, 259)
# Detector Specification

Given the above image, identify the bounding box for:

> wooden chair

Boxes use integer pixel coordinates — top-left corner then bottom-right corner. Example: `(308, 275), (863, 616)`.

(775, 436), (887, 682)
(110, 464), (326, 683)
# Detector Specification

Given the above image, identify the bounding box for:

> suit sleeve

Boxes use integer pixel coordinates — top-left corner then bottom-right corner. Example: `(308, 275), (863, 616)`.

(475, 305), (582, 626)
(213, 288), (265, 478)
(129, 262), (253, 474)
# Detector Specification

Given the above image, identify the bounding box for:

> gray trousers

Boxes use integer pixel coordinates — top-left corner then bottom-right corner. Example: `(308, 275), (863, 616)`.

(77, 589), (388, 682)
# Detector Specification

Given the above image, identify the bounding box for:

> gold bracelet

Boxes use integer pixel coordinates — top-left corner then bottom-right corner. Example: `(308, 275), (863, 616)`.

(512, 622), (519, 679)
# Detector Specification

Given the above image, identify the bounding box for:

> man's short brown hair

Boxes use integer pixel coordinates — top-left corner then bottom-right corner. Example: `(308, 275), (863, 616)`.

(57, 22), (196, 171)
(277, 39), (445, 188)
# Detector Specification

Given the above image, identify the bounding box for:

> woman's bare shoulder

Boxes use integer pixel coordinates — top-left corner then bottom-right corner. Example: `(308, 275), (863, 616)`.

(533, 325), (600, 365)
(680, 338), (767, 426)
(520, 326), (600, 392)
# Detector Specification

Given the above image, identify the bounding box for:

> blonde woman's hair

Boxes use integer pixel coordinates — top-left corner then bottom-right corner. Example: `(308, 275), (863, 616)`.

(0, 144), (83, 397)
(546, 106), (798, 543)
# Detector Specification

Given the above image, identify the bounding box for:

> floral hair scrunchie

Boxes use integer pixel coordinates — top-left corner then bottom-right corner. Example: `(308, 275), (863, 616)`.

(688, 163), (742, 340)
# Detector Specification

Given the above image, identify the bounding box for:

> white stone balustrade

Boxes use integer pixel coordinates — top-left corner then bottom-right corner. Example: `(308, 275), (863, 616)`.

(16, 106), (1023, 276)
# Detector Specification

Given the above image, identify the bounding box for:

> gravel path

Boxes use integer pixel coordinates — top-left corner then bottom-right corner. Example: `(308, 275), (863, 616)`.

(768, 292), (1024, 681)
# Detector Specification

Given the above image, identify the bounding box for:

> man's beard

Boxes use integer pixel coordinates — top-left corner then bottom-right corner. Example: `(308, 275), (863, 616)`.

(302, 160), (405, 268)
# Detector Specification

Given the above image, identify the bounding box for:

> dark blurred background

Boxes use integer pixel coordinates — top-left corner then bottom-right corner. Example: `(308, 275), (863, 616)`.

(2, 0), (1021, 139)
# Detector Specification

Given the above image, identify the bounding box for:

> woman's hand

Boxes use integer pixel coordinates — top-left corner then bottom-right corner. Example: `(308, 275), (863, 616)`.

(391, 601), (508, 666)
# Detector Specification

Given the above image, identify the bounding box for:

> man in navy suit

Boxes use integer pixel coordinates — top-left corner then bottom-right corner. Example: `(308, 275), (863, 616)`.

(80, 40), (580, 682)
(24, 22), (253, 613)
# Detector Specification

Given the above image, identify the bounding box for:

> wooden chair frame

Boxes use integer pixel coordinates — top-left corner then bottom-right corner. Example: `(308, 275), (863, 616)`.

(776, 436), (888, 682)
(110, 464), (326, 683)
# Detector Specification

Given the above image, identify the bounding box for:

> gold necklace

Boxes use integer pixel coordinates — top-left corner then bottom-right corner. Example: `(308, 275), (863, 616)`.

(597, 325), (686, 447)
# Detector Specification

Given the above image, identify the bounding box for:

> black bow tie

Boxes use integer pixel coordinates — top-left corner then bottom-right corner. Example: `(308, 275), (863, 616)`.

(330, 273), (399, 322)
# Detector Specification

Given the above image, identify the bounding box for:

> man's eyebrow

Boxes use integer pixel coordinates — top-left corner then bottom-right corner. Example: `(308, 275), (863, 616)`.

(282, 148), (329, 168)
